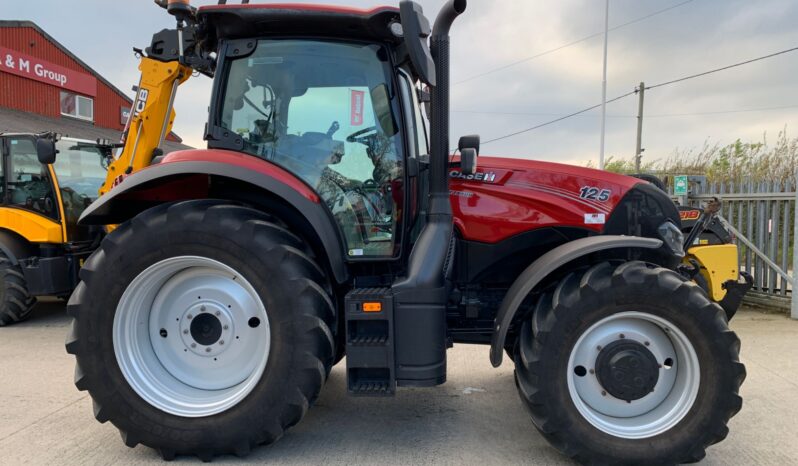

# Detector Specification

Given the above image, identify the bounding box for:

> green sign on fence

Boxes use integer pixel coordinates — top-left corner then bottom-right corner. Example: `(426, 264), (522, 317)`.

(674, 176), (688, 196)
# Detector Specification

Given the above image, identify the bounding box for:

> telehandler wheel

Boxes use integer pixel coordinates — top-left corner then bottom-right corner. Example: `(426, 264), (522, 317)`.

(0, 252), (36, 326)
(514, 261), (745, 465)
(66, 200), (335, 461)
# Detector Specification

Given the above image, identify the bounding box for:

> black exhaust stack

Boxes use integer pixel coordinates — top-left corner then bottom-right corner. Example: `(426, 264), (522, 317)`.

(391, 0), (466, 388)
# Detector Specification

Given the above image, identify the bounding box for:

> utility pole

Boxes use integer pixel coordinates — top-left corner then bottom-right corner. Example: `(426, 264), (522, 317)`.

(634, 82), (645, 172)
(599, 0), (610, 170)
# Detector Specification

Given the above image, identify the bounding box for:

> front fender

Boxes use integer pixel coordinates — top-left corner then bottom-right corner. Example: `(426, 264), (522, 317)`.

(80, 149), (348, 283)
(489, 235), (663, 367)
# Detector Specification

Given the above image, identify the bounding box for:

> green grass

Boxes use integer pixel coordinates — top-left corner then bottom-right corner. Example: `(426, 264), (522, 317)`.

(587, 129), (798, 188)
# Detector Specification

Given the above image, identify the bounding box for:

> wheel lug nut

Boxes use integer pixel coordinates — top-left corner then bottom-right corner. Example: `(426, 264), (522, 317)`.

(183, 329), (189, 335)
(596, 345), (602, 351)
(223, 325), (229, 330)
(601, 390), (607, 396)
(219, 340), (225, 345)
(619, 334), (625, 339)
(216, 311), (221, 317)
(191, 343), (196, 348)
(589, 369), (595, 375)
(187, 314), (193, 320)
(201, 306), (206, 312)
(205, 347), (212, 353)
(644, 341), (650, 346)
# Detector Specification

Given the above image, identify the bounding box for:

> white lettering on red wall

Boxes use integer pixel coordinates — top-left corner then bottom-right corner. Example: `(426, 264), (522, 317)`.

(0, 46), (97, 96)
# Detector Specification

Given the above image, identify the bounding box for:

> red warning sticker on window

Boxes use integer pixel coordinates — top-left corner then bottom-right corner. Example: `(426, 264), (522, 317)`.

(350, 90), (365, 126)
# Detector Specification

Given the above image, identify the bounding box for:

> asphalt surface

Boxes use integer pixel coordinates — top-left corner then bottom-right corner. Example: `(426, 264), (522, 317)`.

(1, 300), (797, 465)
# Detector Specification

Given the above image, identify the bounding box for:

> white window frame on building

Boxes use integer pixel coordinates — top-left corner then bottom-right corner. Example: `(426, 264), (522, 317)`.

(60, 91), (94, 122)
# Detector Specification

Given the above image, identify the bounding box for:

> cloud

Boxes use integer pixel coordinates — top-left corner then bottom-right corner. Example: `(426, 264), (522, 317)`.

(3, 0), (797, 166)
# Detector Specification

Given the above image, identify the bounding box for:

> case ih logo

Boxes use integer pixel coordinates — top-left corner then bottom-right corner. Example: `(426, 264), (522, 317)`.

(449, 170), (497, 183)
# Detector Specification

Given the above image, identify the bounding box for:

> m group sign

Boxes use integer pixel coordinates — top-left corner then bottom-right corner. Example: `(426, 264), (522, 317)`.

(0, 46), (96, 96)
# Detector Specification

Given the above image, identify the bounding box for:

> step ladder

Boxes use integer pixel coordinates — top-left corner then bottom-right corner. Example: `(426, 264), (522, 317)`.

(344, 288), (395, 396)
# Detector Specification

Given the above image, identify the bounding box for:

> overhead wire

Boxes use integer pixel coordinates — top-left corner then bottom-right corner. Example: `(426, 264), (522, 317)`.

(479, 47), (798, 146)
(453, 104), (798, 118)
(453, 0), (695, 85)
(645, 46), (798, 90)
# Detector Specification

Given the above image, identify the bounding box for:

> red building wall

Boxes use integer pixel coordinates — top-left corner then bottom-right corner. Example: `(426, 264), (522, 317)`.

(0, 25), (130, 131)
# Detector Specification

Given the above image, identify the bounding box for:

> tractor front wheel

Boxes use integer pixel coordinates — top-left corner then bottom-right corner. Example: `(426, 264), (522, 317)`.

(514, 261), (745, 464)
(66, 200), (335, 461)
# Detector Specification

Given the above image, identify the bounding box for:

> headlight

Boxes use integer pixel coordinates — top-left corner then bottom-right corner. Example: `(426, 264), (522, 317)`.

(658, 221), (685, 257)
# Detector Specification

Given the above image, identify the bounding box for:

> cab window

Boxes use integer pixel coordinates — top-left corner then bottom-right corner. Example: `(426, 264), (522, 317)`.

(5, 138), (57, 220)
(220, 40), (404, 258)
(52, 139), (108, 232)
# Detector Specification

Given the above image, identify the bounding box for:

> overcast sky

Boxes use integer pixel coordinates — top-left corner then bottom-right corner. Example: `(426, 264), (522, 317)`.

(5, 0), (797, 166)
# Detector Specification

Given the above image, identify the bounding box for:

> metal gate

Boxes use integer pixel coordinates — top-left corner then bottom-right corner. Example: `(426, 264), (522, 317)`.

(668, 176), (797, 319)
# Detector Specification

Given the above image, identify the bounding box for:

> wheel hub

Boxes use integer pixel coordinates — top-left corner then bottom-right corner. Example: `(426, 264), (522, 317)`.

(595, 339), (659, 401)
(180, 303), (233, 357)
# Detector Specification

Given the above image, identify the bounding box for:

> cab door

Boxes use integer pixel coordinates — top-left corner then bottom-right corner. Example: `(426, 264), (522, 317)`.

(0, 135), (64, 244)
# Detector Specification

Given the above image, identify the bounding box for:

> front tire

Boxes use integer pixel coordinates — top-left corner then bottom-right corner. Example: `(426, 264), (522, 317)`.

(66, 200), (335, 460)
(514, 261), (745, 465)
(0, 252), (36, 326)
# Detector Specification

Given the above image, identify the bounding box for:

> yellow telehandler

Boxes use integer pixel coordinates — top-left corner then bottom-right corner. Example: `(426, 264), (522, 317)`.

(0, 17), (210, 324)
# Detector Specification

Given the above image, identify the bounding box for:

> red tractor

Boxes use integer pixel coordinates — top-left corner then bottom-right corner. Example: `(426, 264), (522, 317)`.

(66, 1), (744, 463)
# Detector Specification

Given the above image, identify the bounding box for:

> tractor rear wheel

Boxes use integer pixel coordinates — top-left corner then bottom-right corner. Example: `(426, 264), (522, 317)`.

(66, 200), (335, 461)
(514, 261), (745, 464)
(0, 252), (36, 326)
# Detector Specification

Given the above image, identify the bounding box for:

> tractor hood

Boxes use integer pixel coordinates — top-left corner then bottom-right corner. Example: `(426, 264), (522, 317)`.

(449, 156), (660, 243)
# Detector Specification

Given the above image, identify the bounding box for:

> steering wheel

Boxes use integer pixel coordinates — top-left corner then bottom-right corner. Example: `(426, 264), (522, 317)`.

(346, 126), (378, 145)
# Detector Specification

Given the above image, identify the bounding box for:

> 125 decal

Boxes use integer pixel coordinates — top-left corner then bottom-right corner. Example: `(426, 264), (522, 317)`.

(579, 186), (611, 202)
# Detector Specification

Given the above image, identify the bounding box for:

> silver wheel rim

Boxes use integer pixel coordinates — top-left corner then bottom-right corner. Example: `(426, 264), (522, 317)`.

(113, 256), (270, 417)
(566, 311), (700, 439)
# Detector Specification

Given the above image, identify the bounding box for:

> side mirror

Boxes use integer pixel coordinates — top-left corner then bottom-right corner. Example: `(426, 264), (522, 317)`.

(460, 148), (477, 176)
(36, 138), (57, 165)
(458, 134), (480, 155)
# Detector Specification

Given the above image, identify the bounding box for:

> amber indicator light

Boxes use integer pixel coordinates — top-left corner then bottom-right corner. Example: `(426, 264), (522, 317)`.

(362, 302), (382, 312)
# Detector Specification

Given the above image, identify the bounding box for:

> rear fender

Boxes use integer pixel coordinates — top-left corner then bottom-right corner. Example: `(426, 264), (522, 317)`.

(80, 153), (348, 283)
(489, 235), (663, 367)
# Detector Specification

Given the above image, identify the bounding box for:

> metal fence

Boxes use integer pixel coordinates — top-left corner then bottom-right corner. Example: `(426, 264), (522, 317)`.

(668, 177), (797, 319)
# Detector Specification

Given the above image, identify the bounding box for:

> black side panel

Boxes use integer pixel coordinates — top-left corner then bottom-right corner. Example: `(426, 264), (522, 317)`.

(455, 227), (591, 286)
(21, 253), (84, 296)
(79, 161), (349, 284)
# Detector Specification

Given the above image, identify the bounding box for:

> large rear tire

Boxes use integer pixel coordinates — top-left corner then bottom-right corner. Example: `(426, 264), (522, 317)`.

(514, 261), (745, 465)
(0, 252), (36, 326)
(66, 200), (335, 461)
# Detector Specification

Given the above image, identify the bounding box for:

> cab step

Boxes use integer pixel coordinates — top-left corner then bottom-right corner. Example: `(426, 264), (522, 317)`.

(344, 288), (395, 396)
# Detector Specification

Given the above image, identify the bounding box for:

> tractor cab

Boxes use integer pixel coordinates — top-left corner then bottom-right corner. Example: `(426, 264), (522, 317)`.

(195, 4), (440, 260)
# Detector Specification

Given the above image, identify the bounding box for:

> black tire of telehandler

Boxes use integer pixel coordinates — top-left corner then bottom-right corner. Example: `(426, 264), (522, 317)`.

(65, 200), (335, 461)
(0, 252), (36, 326)
(514, 261), (746, 465)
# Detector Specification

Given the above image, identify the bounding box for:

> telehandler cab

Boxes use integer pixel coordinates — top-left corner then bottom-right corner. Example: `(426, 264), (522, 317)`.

(0, 133), (109, 325)
(66, 1), (745, 463)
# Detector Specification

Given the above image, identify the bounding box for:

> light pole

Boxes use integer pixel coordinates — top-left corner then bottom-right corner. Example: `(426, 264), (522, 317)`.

(599, 0), (610, 170)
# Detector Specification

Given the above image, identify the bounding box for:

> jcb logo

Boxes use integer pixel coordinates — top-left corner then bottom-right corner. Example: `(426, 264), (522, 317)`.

(134, 89), (149, 115)
(680, 210), (701, 221)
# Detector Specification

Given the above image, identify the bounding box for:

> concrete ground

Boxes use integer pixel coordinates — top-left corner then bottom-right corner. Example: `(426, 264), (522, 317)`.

(1, 300), (796, 465)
